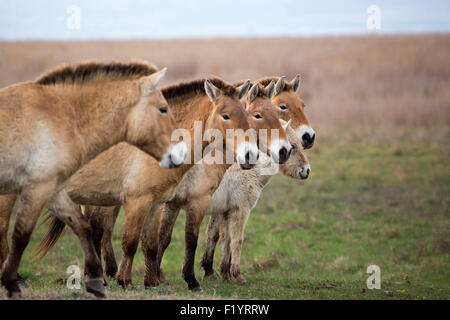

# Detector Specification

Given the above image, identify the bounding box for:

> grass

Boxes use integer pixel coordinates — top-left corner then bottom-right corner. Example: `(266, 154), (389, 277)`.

(2, 125), (449, 300)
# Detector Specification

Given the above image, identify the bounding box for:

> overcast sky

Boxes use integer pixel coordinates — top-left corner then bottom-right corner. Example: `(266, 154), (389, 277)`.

(1, 0), (449, 40)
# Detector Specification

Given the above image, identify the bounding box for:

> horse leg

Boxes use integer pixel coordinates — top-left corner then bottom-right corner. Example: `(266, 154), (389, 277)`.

(47, 191), (105, 297)
(1, 181), (56, 298)
(101, 206), (120, 279)
(84, 205), (119, 279)
(156, 201), (181, 284)
(83, 206), (104, 266)
(182, 197), (210, 291)
(116, 196), (151, 289)
(228, 207), (250, 284)
(82, 205), (110, 286)
(141, 204), (164, 288)
(0, 194), (17, 270)
(201, 215), (221, 279)
(219, 213), (232, 281)
(0, 194), (27, 285)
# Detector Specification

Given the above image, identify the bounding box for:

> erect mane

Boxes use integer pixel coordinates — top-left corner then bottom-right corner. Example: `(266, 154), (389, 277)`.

(257, 76), (295, 92)
(233, 80), (271, 98)
(35, 60), (158, 86)
(162, 76), (238, 103)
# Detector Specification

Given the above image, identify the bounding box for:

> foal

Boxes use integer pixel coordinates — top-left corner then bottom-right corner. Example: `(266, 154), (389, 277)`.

(0, 61), (182, 298)
(201, 120), (310, 284)
(34, 77), (258, 290)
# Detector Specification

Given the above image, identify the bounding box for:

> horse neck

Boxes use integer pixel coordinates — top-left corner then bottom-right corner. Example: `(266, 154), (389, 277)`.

(60, 81), (138, 164)
(168, 94), (212, 128)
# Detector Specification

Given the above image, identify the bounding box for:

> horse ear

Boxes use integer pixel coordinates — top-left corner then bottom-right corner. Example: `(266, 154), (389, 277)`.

(290, 74), (301, 92)
(265, 80), (276, 98)
(204, 80), (220, 102)
(139, 67), (167, 96)
(237, 80), (251, 100)
(282, 119), (292, 132)
(274, 76), (286, 96)
(247, 83), (259, 103)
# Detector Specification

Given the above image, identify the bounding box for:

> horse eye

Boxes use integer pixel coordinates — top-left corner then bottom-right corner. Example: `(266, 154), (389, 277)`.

(279, 104), (288, 110)
(159, 107), (168, 115)
(221, 114), (231, 121)
(303, 104), (306, 109)
(253, 114), (262, 120)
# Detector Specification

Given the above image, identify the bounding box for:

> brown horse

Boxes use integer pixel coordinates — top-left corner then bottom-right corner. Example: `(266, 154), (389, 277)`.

(261, 75), (315, 148)
(32, 77), (257, 291)
(78, 80), (294, 291)
(0, 61), (182, 298)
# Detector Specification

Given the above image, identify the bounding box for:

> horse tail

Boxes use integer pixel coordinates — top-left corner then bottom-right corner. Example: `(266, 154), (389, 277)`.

(32, 215), (66, 262)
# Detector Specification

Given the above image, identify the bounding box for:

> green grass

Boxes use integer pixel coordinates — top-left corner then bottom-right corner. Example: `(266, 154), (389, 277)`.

(2, 126), (449, 299)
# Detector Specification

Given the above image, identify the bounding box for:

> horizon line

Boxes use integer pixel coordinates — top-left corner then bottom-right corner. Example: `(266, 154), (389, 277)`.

(1, 30), (449, 43)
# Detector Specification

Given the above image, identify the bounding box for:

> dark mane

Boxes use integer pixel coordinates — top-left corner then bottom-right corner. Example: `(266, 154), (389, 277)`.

(35, 60), (158, 86)
(162, 76), (238, 103)
(233, 80), (272, 98)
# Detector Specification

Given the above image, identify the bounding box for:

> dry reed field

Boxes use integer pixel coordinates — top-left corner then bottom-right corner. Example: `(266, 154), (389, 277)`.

(0, 34), (449, 299)
(1, 34), (449, 131)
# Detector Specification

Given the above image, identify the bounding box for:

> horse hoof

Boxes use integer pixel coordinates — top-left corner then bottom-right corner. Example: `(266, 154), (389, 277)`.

(158, 274), (168, 284)
(145, 284), (160, 289)
(188, 284), (203, 292)
(7, 290), (22, 299)
(105, 267), (117, 279)
(117, 278), (131, 289)
(2, 278), (21, 298)
(85, 279), (106, 298)
(192, 286), (203, 292)
(204, 272), (219, 280)
(221, 274), (232, 282)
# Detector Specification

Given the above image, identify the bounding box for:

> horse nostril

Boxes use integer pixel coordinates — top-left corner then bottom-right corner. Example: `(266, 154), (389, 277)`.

(302, 132), (315, 149)
(302, 132), (311, 143)
(307, 168), (311, 175)
(279, 147), (288, 162)
(245, 151), (250, 163)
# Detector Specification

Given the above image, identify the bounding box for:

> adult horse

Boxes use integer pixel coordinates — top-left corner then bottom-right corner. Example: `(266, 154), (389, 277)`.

(0, 61), (185, 298)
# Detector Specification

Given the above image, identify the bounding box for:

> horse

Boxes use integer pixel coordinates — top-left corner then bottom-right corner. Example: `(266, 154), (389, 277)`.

(0, 60), (184, 298)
